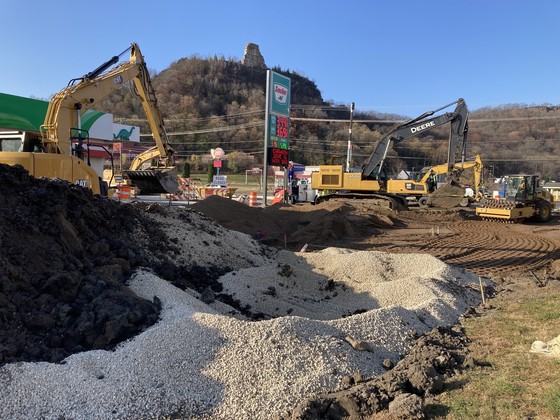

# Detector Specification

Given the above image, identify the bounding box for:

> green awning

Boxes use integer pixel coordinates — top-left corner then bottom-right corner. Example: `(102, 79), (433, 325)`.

(0, 93), (48, 132)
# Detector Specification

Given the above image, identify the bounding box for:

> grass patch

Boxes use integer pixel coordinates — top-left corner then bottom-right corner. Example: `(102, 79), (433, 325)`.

(428, 290), (560, 419)
(544, 385), (560, 416)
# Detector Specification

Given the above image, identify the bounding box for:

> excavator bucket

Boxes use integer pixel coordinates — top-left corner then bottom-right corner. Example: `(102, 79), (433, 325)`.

(124, 168), (178, 195)
(426, 181), (466, 208)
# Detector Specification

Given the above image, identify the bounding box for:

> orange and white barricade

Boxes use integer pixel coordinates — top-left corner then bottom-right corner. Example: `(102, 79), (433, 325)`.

(163, 177), (201, 201)
(116, 185), (132, 201)
(249, 191), (259, 207)
(272, 189), (285, 205)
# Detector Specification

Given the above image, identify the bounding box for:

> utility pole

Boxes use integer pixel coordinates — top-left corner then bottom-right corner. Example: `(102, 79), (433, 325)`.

(346, 102), (355, 171)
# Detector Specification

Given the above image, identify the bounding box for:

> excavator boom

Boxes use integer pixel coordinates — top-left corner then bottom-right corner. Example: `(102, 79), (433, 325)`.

(362, 98), (468, 180)
(311, 98), (470, 208)
(39, 43), (177, 194)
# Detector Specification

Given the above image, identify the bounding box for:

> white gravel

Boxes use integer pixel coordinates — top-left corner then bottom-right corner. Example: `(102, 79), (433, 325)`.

(0, 206), (490, 419)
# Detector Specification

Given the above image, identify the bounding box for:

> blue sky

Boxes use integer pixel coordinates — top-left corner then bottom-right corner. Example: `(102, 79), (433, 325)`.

(2, 0), (558, 117)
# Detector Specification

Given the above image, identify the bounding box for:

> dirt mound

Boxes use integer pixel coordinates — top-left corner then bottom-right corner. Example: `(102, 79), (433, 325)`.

(191, 196), (403, 249)
(0, 165), (178, 365)
(191, 195), (287, 240)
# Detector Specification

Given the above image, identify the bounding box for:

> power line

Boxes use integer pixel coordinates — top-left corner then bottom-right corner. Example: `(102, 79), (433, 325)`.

(291, 105), (350, 112)
(139, 121), (264, 137)
(117, 109), (264, 124)
(132, 114), (560, 139)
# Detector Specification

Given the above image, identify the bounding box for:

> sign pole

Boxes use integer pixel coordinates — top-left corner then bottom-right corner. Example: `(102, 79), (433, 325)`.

(211, 147), (224, 185)
(263, 70), (272, 206)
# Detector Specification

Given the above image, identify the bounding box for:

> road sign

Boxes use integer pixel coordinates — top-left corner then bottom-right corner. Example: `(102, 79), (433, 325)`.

(211, 147), (224, 160)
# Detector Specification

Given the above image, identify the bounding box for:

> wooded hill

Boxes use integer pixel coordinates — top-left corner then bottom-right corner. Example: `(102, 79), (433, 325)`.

(96, 55), (560, 181)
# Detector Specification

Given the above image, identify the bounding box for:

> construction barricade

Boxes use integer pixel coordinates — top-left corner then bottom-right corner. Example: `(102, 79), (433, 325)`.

(249, 191), (258, 207)
(116, 185), (132, 201)
(202, 186), (238, 199)
(272, 189), (285, 205)
(164, 177), (202, 202)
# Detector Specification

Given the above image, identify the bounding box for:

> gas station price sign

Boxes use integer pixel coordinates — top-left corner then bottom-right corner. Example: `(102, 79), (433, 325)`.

(268, 114), (289, 149)
(267, 147), (289, 166)
(265, 71), (291, 168)
(267, 114), (290, 166)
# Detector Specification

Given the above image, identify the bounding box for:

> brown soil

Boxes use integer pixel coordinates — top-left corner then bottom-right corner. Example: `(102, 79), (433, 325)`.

(192, 196), (560, 278)
(2, 165), (560, 419)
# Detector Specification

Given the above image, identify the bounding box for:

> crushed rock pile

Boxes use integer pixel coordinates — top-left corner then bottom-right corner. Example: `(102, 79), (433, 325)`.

(0, 164), (491, 419)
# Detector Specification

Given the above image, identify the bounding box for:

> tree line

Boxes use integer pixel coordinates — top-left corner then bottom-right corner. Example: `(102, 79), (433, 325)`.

(96, 55), (560, 181)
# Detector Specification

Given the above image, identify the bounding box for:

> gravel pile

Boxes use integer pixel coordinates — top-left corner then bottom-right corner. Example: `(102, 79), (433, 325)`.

(0, 239), (488, 419)
(0, 165), (489, 419)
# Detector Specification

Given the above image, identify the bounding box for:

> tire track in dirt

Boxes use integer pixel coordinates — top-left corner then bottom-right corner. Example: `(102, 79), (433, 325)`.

(193, 199), (560, 279)
(416, 220), (560, 277)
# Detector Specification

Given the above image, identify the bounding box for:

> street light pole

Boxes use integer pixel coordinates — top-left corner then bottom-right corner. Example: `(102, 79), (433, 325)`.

(346, 102), (355, 171)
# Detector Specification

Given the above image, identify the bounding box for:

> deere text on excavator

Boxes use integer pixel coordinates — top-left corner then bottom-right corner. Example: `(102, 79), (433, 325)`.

(0, 43), (177, 195)
(311, 98), (470, 209)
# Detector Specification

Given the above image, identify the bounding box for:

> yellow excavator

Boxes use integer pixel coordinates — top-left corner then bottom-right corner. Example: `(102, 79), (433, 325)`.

(311, 98), (469, 209)
(387, 154), (484, 207)
(0, 43), (177, 195)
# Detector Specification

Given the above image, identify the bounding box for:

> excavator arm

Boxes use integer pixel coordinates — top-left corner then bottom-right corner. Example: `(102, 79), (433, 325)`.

(419, 154), (482, 187)
(362, 98), (468, 179)
(41, 43), (177, 194)
(311, 98), (470, 209)
(386, 154), (483, 207)
(470, 154), (484, 201)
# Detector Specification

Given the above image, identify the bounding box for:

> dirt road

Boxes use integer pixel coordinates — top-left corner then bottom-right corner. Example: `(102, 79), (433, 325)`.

(358, 212), (560, 277)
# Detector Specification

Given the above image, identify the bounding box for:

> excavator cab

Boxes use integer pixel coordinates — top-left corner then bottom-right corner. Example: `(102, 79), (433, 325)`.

(414, 167), (430, 183)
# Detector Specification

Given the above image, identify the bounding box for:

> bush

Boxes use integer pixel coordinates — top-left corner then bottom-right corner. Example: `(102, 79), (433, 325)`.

(207, 162), (215, 184)
(180, 162), (191, 178)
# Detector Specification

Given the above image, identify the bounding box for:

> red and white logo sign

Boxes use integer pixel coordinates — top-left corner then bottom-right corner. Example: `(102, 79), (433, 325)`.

(211, 147), (224, 160)
(274, 83), (288, 104)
